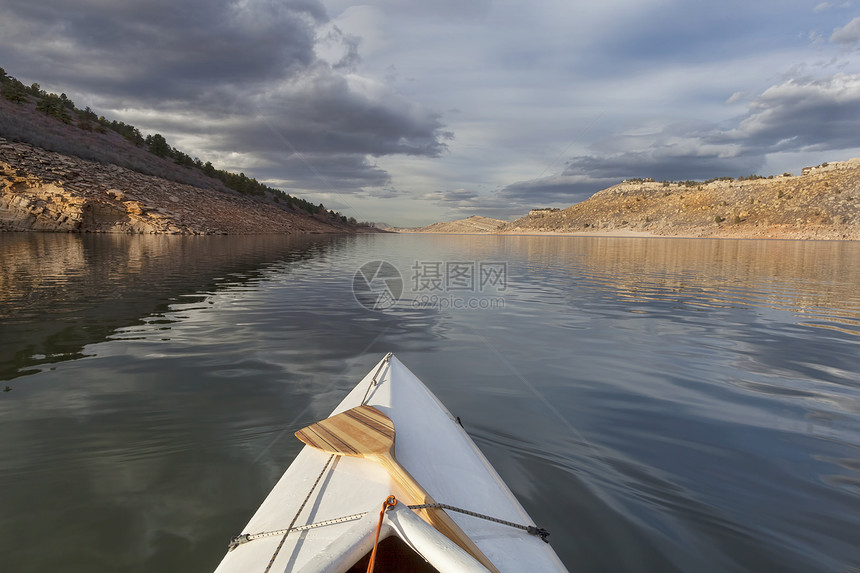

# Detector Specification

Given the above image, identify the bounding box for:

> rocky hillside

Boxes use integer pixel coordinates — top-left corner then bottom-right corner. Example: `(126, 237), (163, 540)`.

(398, 215), (506, 233)
(0, 77), (372, 235)
(503, 160), (860, 240)
(0, 140), (362, 234)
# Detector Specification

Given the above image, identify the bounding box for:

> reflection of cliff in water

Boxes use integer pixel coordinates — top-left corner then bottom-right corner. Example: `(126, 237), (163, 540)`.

(503, 236), (860, 337)
(0, 233), (341, 381)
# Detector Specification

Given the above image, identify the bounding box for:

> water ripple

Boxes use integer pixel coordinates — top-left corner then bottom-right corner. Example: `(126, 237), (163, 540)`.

(2, 234), (860, 572)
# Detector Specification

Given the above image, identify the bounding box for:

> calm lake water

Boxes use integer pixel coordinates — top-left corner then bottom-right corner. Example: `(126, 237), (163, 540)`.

(1, 232), (859, 572)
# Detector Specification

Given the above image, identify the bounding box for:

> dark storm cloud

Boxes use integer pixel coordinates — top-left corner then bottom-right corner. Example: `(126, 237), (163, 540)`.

(0, 0), (451, 193)
(562, 151), (759, 183)
(359, 0), (493, 21)
(421, 184), (593, 220)
(239, 70), (451, 157)
(0, 0), (325, 101)
(420, 188), (525, 220)
(723, 73), (860, 154)
(497, 174), (619, 207)
(253, 152), (390, 192)
(422, 188), (479, 204)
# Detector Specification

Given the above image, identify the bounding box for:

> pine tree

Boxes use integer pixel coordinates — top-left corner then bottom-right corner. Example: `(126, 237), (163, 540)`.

(145, 133), (170, 157)
(1, 79), (28, 103)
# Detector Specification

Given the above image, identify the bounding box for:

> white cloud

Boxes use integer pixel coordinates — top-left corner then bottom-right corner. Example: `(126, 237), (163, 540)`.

(831, 16), (860, 45)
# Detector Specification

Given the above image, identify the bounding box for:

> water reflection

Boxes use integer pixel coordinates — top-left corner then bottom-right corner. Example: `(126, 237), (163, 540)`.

(488, 236), (860, 337)
(1, 233), (859, 572)
(0, 233), (343, 381)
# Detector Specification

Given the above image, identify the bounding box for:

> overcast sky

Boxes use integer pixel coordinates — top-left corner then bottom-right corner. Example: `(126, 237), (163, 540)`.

(2, 0), (860, 225)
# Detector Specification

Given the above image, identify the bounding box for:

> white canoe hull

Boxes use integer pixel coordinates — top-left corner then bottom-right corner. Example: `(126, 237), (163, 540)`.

(215, 353), (568, 572)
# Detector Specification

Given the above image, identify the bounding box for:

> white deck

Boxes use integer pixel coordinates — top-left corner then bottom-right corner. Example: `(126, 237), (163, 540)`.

(215, 354), (568, 573)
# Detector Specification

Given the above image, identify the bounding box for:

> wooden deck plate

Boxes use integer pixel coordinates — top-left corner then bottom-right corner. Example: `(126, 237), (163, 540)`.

(295, 405), (395, 457)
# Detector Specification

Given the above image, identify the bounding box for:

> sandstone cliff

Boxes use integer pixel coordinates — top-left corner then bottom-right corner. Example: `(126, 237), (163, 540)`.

(398, 215), (506, 233)
(502, 160), (860, 240)
(0, 140), (361, 234)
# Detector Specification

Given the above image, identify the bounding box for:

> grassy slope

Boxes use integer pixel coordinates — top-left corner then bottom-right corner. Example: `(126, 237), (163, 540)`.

(0, 98), (230, 192)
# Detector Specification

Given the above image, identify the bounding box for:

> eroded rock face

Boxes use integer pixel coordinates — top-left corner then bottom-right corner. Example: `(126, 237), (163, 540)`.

(1, 167), (83, 231)
(0, 140), (354, 235)
(0, 162), (174, 233)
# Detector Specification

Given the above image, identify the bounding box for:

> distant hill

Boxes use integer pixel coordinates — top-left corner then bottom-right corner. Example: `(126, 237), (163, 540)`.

(398, 215), (507, 233)
(501, 162), (860, 240)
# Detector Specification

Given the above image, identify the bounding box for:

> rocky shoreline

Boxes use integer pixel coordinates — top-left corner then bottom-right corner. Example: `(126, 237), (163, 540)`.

(0, 140), (364, 235)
